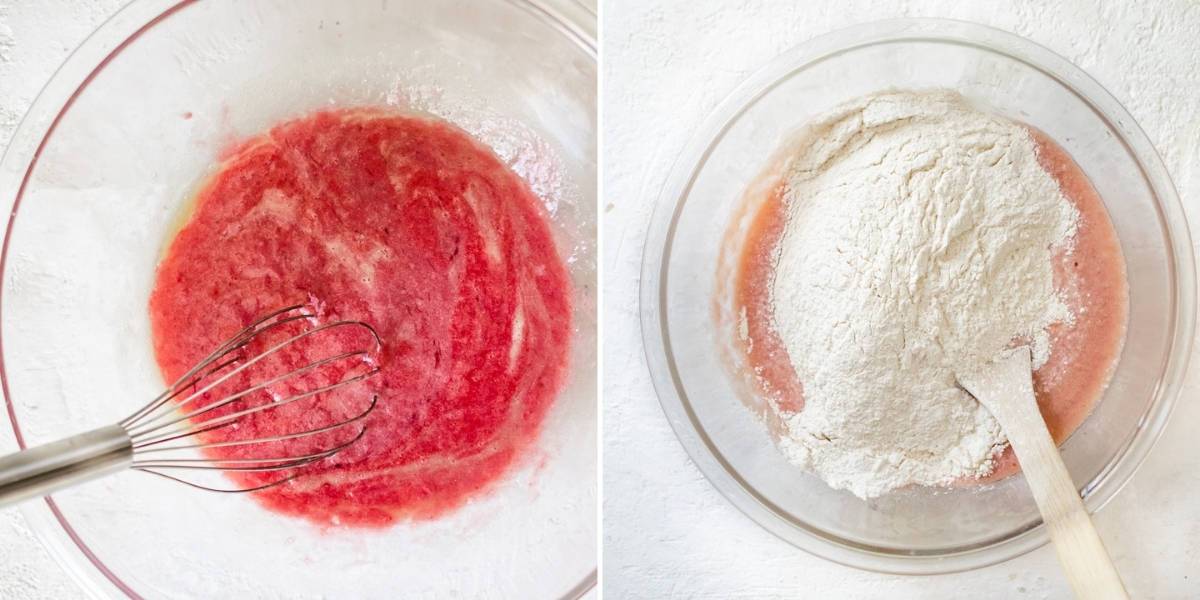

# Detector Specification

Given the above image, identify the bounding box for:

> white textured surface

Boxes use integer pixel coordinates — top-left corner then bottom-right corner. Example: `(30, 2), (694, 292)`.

(0, 3), (125, 598)
(6, 0), (1200, 598)
(603, 1), (1200, 599)
(0, 1), (599, 599)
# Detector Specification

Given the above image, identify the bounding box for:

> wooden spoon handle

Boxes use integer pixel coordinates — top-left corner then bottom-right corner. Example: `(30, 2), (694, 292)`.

(960, 348), (1128, 600)
(1003, 404), (1128, 599)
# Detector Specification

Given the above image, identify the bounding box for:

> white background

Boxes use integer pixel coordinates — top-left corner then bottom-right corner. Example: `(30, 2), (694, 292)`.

(2, 0), (1199, 599)
(602, 1), (1200, 599)
(0, 1), (603, 598)
(0, 4), (126, 598)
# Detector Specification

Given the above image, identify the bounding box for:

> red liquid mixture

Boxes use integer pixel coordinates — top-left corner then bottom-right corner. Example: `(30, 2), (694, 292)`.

(732, 128), (1126, 482)
(150, 109), (572, 526)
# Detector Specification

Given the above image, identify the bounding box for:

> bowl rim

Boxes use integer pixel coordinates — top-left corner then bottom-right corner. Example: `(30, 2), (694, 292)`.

(0, 0), (597, 597)
(639, 17), (1196, 575)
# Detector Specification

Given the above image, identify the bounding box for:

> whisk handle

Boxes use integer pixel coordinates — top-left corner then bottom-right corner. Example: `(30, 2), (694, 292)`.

(0, 425), (132, 507)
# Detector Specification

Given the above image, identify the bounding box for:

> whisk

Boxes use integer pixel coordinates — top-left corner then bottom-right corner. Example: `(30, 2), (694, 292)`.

(0, 305), (381, 507)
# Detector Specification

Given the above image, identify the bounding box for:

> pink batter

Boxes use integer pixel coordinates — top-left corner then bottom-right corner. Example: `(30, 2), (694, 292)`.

(150, 109), (573, 526)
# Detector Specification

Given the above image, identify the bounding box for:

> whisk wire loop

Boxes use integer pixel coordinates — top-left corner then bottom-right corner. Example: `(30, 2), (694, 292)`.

(124, 316), (373, 437)
(0, 305), (382, 504)
(119, 304), (310, 428)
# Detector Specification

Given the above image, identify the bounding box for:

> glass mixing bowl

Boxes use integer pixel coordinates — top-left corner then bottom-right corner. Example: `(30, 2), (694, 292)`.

(0, 0), (596, 597)
(641, 19), (1194, 574)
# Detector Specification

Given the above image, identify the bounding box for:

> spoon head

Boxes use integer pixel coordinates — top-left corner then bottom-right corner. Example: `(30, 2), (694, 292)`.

(956, 345), (1036, 423)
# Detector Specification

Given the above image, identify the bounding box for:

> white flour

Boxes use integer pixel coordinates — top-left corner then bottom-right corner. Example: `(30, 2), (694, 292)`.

(767, 90), (1079, 498)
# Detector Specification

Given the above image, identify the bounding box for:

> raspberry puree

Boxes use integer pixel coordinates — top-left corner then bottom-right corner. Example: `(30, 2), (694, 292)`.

(149, 109), (572, 526)
(731, 127), (1126, 484)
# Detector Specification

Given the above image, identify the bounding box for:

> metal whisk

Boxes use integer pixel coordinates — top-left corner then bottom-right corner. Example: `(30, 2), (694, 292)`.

(0, 305), (381, 507)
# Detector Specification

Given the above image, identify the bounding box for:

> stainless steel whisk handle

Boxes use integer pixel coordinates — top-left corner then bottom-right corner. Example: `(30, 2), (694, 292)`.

(0, 425), (133, 507)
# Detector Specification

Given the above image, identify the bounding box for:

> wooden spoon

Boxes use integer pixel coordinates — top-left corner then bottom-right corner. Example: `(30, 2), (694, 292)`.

(957, 346), (1129, 600)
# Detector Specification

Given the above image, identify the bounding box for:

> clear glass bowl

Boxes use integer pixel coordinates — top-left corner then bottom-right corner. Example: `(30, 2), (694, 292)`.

(0, 0), (596, 597)
(641, 19), (1194, 574)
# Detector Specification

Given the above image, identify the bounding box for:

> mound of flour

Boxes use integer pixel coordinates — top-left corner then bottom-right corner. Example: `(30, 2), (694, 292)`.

(769, 90), (1078, 499)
